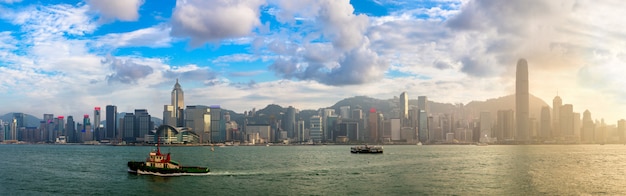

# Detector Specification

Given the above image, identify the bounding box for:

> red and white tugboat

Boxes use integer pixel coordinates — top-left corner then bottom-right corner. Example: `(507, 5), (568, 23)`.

(127, 142), (210, 176)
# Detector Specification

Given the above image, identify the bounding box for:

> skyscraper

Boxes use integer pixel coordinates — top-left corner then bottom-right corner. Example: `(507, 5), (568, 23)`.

(171, 79), (185, 127)
(400, 92), (408, 126)
(560, 104), (574, 138)
(66, 116), (75, 143)
(417, 96), (429, 143)
(479, 112), (491, 142)
(540, 106), (551, 140)
(93, 107), (101, 140)
(581, 110), (594, 143)
(106, 105), (117, 140)
(368, 108), (378, 143)
(284, 106), (296, 139)
(552, 95), (562, 139)
(83, 114), (92, 142)
(516, 59), (529, 141)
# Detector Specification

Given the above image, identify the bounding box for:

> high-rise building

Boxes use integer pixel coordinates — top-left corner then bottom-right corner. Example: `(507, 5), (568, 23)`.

(185, 105), (211, 143)
(400, 92), (409, 126)
(310, 115), (323, 142)
(496, 110), (515, 141)
(368, 108), (378, 143)
(284, 106), (297, 139)
(66, 116), (75, 143)
(552, 95), (562, 139)
(515, 59), (529, 141)
(171, 79), (185, 127)
(163, 105), (176, 127)
(122, 113), (135, 142)
(13, 113), (25, 128)
(581, 110), (594, 143)
(43, 114), (54, 142)
(618, 119), (626, 143)
(540, 106), (551, 140)
(56, 116), (65, 141)
(417, 96), (429, 143)
(93, 107), (101, 140)
(560, 104), (574, 139)
(83, 114), (92, 142)
(479, 112), (491, 142)
(339, 106), (351, 119)
(106, 105), (117, 140)
(134, 109), (151, 142)
(210, 106), (223, 142)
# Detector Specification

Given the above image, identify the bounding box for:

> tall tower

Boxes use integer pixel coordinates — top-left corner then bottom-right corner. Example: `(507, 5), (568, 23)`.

(400, 92), (409, 126)
(552, 95), (562, 139)
(171, 79), (185, 127)
(93, 107), (101, 140)
(540, 106), (551, 140)
(516, 59), (529, 141)
(417, 96), (429, 142)
(106, 105), (117, 140)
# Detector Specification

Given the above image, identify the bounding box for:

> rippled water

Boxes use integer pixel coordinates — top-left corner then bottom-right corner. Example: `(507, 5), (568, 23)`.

(1, 144), (626, 195)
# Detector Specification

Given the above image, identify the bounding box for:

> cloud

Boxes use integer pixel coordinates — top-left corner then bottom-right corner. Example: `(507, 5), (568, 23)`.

(164, 64), (218, 82)
(266, 0), (389, 86)
(95, 24), (172, 48)
(0, 0), (21, 3)
(103, 55), (154, 84)
(170, 0), (265, 45)
(87, 0), (144, 22)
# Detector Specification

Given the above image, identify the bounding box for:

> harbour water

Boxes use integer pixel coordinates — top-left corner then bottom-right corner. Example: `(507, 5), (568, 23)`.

(1, 144), (626, 195)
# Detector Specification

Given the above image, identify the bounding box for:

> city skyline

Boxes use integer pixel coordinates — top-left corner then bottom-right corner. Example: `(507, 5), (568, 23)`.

(0, 0), (625, 123)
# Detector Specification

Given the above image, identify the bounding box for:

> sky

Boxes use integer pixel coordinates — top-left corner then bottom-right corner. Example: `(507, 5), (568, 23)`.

(0, 0), (625, 123)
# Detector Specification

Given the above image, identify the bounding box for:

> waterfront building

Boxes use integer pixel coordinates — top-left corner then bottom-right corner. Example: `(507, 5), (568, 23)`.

(400, 92), (409, 126)
(540, 106), (551, 140)
(552, 95), (562, 139)
(185, 105), (211, 143)
(209, 105), (223, 142)
(310, 115), (323, 143)
(515, 59), (529, 141)
(93, 107), (101, 141)
(284, 106), (296, 139)
(417, 96), (429, 142)
(297, 119), (306, 142)
(496, 110), (515, 141)
(171, 79), (185, 127)
(134, 109), (152, 142)
(368, 108), (378, 142)
(106, 105), (117, 140)
(83, 114), (92, 142)
(560, 104), (575, 140)
(66, 116), (76, 143)
(479, 112), (491, 142)
(618, 119), (626, 143)
(43, 114), (54, 142)
(122, 113), (135, 142)
(321, 108), (336, 142)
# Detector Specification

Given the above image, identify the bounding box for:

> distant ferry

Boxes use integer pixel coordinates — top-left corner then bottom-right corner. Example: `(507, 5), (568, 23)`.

(127, 142), (210, 176)
(350, 145), (383, 154)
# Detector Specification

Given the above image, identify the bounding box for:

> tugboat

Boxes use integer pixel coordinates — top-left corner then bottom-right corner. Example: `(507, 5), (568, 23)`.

(350, 145), (383, 154)
(127, 142), (210, 176)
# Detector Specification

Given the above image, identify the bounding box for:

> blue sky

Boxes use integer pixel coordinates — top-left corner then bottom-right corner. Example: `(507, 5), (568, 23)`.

(0, 0), (625, 123)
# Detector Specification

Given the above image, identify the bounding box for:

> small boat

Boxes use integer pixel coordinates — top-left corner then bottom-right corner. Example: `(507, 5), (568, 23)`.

(127, 141), (210, 176)
(350, 145), (383, 154)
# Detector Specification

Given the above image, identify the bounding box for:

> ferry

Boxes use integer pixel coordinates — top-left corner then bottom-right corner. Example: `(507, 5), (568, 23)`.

(127, 142), (210, 176)
(350, 145), (383, 154)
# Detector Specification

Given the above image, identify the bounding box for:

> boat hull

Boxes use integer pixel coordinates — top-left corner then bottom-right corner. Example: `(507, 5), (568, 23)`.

(127, 161), (210, 176)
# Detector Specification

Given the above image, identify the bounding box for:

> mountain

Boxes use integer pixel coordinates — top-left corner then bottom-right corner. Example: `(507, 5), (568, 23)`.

(464, 94), (549, 120)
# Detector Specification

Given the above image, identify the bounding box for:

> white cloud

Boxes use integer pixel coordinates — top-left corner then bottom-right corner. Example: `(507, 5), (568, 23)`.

(87, 0), (144, 22)
(170, 0), (265, 45)
(95, 24), (173, 49)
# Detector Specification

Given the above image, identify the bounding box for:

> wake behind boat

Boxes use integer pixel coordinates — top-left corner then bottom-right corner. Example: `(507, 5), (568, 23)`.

(127, 142), (210, 176)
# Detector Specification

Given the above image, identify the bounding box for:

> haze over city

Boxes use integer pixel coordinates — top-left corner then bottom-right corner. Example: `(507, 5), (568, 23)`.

(0, 0), (624, 123)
